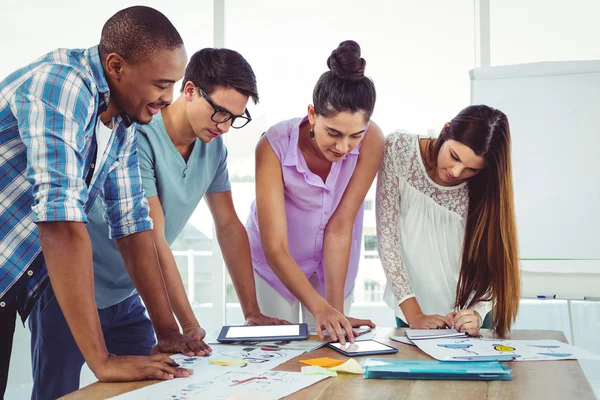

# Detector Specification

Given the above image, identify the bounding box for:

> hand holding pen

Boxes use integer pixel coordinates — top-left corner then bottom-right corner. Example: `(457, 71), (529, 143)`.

(446, 309), (482, 336)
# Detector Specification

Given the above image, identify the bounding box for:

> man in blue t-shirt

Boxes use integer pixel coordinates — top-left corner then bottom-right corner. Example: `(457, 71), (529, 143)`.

(29, 48), (286, 399)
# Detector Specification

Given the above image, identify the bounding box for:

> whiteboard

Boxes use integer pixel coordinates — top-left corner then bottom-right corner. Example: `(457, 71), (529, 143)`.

(470, 61), (600, 264)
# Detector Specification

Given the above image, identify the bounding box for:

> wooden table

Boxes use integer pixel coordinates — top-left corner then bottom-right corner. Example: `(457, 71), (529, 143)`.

(62, 329), (596, 399)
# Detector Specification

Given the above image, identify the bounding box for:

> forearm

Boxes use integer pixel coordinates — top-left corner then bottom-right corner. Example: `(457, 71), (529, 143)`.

(116, 231), (179, 338)
(399, 297), (425, 325)
(470, 300), (493, 326)
(38, 222), (109, 372)
(323, 228), (351, 312)
(154, 238), (199, 329)
(216, 222), (260, 317)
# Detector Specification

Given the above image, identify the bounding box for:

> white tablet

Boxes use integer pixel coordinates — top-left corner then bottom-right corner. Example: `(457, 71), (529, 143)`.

(217, 323), (309, 343)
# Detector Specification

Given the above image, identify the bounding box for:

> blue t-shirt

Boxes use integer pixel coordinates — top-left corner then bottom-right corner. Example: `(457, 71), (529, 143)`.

(88, 112), (231, 308)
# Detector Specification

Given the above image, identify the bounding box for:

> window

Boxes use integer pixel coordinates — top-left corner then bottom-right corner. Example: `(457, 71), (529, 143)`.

(222, 0), (475, 310)
(364, 235), (378, 252)
(364, 280), (385, 302)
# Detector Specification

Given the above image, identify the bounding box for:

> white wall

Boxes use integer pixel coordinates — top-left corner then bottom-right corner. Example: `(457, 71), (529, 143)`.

(471, 61), (600, 274)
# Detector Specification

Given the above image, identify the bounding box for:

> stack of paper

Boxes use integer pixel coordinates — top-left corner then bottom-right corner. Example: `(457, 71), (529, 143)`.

(389, 336), (415, 346)
(405, 329), (467, 340)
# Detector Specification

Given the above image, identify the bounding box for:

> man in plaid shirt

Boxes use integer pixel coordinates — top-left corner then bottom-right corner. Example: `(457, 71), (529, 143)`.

(0, 6), (205, 396)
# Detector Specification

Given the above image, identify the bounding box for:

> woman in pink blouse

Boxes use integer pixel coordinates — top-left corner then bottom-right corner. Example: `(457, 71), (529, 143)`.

(245, 41), (384, 344)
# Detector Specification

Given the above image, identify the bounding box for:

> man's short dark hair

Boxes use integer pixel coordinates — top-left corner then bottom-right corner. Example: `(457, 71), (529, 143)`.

(181, 48), (259, 104)
(99, 6), (183, 64)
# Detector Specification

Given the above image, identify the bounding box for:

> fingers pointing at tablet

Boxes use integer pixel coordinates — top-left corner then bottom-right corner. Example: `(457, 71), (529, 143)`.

(314, 304), (355, 345)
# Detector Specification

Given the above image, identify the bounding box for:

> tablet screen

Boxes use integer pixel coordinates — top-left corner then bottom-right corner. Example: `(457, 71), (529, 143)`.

(329, 340), (393, 354)
(225, 325), (300, 339)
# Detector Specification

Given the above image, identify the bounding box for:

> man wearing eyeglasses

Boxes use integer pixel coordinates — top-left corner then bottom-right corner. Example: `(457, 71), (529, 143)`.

(30, 48), (287, 395)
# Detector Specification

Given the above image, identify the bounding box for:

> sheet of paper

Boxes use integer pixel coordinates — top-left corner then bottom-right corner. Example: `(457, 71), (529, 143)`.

(390, 336), (416, 346)
(328, 359), (364, 374)
(299, 357), (346, 367)
(109, 370), (329, 400)
(301, 366), (338, 377)
(171, 344), (304, 374)
(209, 357), (249, 366)
(109, 344), (312, 399)
(413, 338), (600, 362)
(225, 392), (273, 400)
(405, 329), (467, 340)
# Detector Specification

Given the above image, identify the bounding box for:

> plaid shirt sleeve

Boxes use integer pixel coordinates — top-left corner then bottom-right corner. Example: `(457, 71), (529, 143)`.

(11, 64), (94, 223)
(101, 127), (153, 239)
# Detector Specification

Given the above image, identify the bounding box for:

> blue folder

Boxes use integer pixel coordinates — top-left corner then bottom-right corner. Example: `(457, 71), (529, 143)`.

(363, 359), (512, 381)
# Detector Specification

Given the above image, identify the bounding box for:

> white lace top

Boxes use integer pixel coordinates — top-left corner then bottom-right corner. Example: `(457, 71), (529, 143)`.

(376, 132), (491, 324)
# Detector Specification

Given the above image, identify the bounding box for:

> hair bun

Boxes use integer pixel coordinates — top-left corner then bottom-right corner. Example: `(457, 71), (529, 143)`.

(327, 40), (366, 81)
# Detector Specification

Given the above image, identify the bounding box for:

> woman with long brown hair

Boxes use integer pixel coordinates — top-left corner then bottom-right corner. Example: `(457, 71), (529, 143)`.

(376, 104), (520, 336)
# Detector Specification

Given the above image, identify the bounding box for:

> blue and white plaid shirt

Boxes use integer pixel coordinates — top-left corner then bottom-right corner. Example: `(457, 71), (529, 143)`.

(0, 46), (153, 319)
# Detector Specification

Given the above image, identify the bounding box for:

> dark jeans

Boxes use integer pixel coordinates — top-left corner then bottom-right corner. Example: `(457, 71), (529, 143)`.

(395, 312), (493, 329)
(0, 300), (17, 399)
(29, 284), (156, 400)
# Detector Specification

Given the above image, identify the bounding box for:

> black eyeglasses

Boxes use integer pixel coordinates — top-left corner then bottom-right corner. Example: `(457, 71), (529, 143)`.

(197, 88), (252, 129)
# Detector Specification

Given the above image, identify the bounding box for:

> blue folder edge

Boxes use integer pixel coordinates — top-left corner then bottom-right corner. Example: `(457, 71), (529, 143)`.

(363, 359), (513, 381)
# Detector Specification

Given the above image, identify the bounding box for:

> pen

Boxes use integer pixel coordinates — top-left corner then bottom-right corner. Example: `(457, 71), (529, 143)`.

(536, 295), (556, 299)
(450, 295), (473, 330)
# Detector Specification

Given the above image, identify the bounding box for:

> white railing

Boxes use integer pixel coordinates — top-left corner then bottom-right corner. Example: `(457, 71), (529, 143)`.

(172, 226), (226, 326)
(172, 248), (385, 309)
(173, 249), (212, 304)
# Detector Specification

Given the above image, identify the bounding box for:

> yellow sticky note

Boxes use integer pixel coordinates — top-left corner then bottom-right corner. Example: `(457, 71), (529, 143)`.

(299, 357), (346, 368)
(301, 366), (338, 377)
(328, 359), (364, 374)
(208, 357), (249, 366)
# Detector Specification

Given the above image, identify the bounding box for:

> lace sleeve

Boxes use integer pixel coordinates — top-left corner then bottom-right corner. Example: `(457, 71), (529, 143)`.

(376, 134), (415, 304)
(470, 301), (493, 327)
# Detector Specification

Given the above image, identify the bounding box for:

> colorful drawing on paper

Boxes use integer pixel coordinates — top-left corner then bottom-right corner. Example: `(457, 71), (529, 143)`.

(413, 339), (599, 362)
(438, 343), (472, 349)
(493, 345), (516, 353)
(109, 370), (328, 400)
(169, 344), (304, 374)
(239, 347), (288, 365)
(108, 345), (314, 400)
(452, 355), (520, 361)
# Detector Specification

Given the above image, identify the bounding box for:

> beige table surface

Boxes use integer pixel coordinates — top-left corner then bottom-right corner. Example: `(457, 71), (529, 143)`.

(62, 328), (596, 400)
